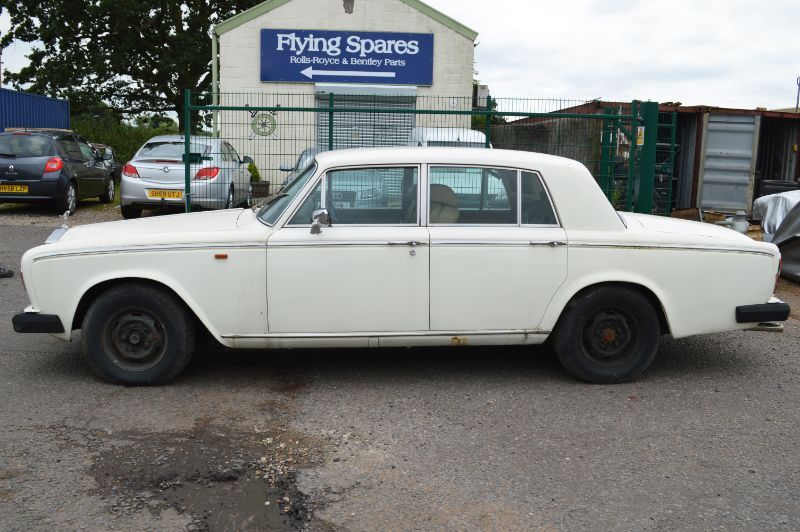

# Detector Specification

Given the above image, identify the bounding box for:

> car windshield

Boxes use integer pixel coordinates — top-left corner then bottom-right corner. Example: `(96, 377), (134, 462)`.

(0, 134), (54, 158)
(258, 162), (318, 226)
(137, 141), (211, 160)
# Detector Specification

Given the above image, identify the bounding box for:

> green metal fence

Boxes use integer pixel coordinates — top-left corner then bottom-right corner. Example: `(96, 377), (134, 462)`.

(180, 90), (676, 215)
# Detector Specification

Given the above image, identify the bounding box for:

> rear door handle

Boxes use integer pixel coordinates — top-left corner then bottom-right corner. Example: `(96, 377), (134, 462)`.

(388, 241), (427, 246)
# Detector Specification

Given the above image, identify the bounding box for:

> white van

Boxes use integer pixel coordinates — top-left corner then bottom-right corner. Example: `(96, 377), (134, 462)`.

(407, 127), (491, 148)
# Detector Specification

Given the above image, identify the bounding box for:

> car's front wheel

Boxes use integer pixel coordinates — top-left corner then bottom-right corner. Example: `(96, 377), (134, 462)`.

(552, 285), (660, 384)
(81, 283), (195, 385)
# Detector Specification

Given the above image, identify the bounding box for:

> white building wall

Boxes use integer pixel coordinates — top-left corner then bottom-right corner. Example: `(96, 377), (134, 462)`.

(218, 0), (475, 186)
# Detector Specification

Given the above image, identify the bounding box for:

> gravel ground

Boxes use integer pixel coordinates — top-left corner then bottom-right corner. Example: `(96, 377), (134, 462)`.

(1, 215), (799, 531)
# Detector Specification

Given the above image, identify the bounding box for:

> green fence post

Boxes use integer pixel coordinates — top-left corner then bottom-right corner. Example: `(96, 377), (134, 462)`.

(598, 107), (615, 198)
(484, 96), (492, 148)
(328, 92), (335, 151)
(626, 100), (639, 212)
(637, 101), (659, 214)
(184, 89), (192, 213)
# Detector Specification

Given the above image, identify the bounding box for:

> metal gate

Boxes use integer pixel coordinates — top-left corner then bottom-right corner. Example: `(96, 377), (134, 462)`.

(316, 92), (416, 150)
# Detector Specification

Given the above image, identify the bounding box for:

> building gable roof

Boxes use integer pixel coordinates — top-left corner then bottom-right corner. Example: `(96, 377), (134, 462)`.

(214, 0), (478, 41)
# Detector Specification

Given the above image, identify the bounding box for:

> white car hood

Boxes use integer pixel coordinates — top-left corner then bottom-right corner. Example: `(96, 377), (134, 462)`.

(59, 209), (246, 244)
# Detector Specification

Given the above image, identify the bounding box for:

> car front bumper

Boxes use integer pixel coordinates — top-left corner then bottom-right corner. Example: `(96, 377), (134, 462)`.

(735, 298), (791, 324)
(12, 312), (65, 333)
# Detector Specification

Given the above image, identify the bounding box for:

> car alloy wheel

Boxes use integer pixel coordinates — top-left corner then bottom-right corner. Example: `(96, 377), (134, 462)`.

(226, 186), (234, 209)
(66, 183), (76, 213)
(107, 179), (115, 201)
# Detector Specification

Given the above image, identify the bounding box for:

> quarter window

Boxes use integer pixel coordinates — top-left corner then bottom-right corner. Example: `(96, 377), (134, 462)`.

(323, 167), (418, 225)
(428, 166), (517, 224)
(521, 171), (557, 225)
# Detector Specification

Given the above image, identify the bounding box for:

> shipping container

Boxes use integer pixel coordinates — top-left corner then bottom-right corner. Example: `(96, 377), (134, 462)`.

(0, 88), (70, 132)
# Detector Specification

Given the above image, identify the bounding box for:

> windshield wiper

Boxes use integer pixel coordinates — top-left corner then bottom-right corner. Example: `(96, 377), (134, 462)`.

(0, 152), (16, 158)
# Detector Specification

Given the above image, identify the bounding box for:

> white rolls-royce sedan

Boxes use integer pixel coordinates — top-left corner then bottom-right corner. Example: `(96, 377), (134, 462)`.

(13, 148), (790, 385)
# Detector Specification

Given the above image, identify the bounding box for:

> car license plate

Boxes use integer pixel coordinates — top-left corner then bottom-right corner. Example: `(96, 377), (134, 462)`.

(0, 184), (28, 193)
(146, 189), (182, 199)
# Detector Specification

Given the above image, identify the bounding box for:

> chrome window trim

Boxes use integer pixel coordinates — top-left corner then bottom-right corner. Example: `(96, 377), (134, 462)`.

(569, 242), (776, 257)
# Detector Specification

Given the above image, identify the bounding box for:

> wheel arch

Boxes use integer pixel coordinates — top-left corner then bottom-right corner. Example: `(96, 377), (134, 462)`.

(71, 277), (219, 342)
(545, 279), (672, 336)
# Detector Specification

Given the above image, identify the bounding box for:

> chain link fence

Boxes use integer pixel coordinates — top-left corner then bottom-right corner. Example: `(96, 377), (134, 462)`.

(181, 90), (675, 215)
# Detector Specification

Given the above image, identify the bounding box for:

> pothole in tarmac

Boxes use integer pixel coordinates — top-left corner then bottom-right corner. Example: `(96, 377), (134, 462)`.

(87, 419), (324, 530)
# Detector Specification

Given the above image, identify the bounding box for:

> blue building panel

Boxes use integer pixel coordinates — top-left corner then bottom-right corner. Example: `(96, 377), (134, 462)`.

(0, 88), (70, 132)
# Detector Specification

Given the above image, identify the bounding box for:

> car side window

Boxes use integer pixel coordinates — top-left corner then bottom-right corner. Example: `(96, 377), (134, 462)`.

(218, 143), (230, 162)
(287, 182), (322, 225)
(521, 171), (557, 225)
(323, 167), (418, 225)
(57, 137), (84, 161)
(428, 166), (517, 224)
(226, 143), (240, 162)
(76, 139), (95, 162)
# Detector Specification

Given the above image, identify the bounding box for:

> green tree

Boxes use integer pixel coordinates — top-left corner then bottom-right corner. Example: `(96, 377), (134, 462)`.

(0, 0), (261, 128)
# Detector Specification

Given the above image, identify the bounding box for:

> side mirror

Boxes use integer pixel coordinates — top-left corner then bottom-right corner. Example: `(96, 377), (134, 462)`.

(310, 208), (331, 234)
(279, 164), (293, 172)
(241, 155), (254, 164)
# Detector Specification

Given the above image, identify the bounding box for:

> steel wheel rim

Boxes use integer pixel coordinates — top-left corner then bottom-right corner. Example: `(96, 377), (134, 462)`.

(581, 308), (638, 366)
(102, 308), (167, 371)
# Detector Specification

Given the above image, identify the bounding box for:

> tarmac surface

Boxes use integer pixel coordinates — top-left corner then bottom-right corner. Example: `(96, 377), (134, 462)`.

(1, 207), (799, 530)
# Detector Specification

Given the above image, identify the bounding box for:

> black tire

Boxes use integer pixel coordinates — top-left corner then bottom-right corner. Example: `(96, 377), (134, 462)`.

(121, 205), (142, 219)
(552, 286), (660, 384)
(225, 185), (235, 209)
(99, 176), (115, 203)
(80, 283), (195, 385)
(55, 181), (77, 214)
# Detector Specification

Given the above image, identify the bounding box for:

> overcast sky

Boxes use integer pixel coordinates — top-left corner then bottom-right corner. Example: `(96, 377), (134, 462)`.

(1, 0), (798, 110)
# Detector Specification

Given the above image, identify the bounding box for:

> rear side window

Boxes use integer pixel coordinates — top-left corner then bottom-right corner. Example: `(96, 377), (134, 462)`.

(57, 138), (83, 161)
(521, 172), (557, 225)
(0, 135), (54, 158)
(429, 166), (517, 224)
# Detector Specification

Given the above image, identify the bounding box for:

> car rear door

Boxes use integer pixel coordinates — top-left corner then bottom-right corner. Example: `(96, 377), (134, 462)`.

(426, 166), (568, 332)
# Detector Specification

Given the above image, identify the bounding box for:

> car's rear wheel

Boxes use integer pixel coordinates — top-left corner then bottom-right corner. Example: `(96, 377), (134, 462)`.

(552, 286), (660, 384)
(99, 177), (115, 203)
(55, 181), (77, 214)
(121, 205), (142, 219)
(81, 283), (195, 385)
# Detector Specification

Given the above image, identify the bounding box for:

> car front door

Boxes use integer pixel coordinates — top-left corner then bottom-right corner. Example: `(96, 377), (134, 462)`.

(426, 166), (568, 332)
(267, 165), (429, 334)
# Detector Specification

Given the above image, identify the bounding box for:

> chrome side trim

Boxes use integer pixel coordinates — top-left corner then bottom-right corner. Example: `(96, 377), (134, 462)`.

(222, 329), (550, 339)
(569, 242), (775, 257)
(32, 242), (266, 262)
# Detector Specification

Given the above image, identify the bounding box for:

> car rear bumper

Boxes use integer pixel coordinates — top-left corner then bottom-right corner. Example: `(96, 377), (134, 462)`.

(121, 176), (228, 209)
(0, 177), (66, 202)
(12, 312), (65, 333)
(735, 299), (791, 323)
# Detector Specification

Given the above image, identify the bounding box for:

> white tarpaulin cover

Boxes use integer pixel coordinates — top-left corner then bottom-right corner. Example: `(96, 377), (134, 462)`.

(753, 189), (800, 235)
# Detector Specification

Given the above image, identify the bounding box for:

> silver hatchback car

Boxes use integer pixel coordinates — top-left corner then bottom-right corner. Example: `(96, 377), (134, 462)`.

(120, 135), (253, 219)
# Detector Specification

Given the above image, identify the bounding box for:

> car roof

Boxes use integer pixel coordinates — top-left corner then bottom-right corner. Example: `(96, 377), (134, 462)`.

(143, 135), (216, 144)
(0, 129), (71, 138)
(409, 127), (487, 142)
(313, 147), (583, 170)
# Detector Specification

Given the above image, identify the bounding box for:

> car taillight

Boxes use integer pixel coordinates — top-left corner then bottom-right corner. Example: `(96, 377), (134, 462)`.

(44, 157), (63, 173)
(194, 167), (220, 180)
(122, 163), (140, 178)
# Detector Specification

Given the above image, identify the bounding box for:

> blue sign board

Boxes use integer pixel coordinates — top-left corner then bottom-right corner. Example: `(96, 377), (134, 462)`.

(260, 29), (434, 85)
